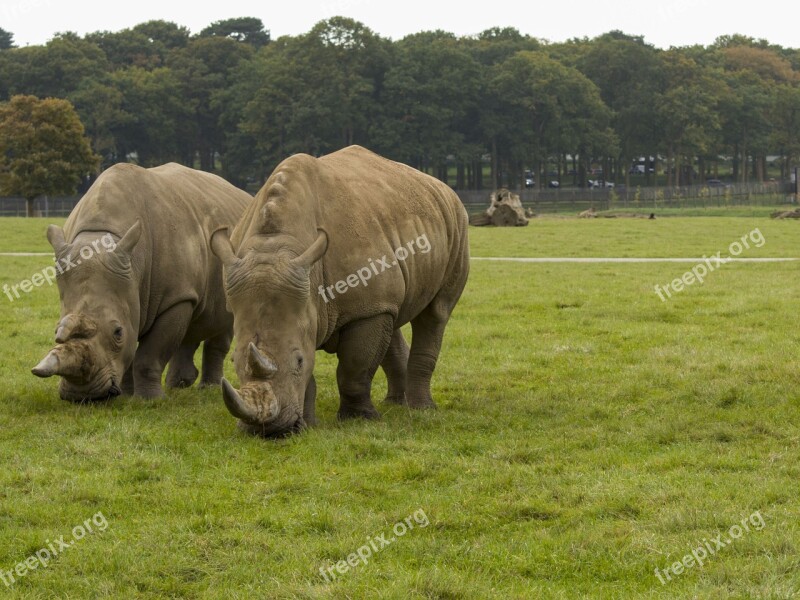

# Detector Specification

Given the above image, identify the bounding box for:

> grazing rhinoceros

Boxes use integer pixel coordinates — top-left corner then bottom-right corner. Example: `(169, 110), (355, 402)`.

(211, 145), (469, 437)
(32, 162), (251, 401)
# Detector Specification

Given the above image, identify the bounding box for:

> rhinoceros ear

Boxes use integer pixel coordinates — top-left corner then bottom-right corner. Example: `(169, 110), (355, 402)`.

(290, 229), (328, 271)
(117, 220), (142, 255)
(210, 228), (238, 267)
(46, 225), (67, 254)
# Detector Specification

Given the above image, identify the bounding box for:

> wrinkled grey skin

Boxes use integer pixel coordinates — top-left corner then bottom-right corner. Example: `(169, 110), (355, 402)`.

(32, 163), (251, 401)
(212, 145), (469, 437)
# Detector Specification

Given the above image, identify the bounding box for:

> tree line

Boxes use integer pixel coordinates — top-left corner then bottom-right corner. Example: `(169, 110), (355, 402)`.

(1, 18), (799, 192)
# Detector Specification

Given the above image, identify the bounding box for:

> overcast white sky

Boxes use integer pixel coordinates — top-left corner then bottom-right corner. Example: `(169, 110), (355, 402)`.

(2, 0), (798, 49)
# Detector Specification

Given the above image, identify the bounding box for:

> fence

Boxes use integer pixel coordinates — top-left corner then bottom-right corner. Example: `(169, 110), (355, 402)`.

(457, 181), (795, 215)
(0, 180), (794, 218)
(0, 196), (82, 217)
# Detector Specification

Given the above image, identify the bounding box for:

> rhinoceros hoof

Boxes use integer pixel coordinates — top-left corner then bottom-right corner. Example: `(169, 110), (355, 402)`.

(407, 397), (437, 410)
(337, 405), (381, 421)
(383, 394), (407, 406)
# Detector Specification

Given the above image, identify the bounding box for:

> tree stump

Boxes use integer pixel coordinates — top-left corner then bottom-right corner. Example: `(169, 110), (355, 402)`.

(490, 204), (520, 226)
(771, 209), (800, 219)
(469, 188), (529, 226)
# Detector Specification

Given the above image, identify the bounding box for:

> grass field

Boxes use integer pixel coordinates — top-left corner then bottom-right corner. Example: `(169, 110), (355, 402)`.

(1, 216), (799, 598)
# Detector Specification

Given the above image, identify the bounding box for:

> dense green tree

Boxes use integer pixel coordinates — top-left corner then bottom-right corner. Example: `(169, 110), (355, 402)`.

(375, 31), (481, 184)
(0, 33), (107, 99)
(133, 20), (190, 50)
(0, 95), (99, 216)
(469, 27), (539, 67)
(771, 85), (800, 178)
(0, 18), (797, 194)
(656, 50), (724, 186)
(0, 28), (14, 50)
(85, 29), (166, 70)
(231, 17), (389, 176)
(109, 67), (192, 166)
(489, 51), (615, 188)
(576, 32), (663, 185)
(200, 17), (270, 48)
(68, 77), (129, 165)
(169, 36), (254, 170)
(715, 45), (796, 182)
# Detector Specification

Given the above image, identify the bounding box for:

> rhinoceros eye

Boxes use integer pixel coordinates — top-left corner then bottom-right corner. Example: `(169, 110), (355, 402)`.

(113, 326), (123, 341)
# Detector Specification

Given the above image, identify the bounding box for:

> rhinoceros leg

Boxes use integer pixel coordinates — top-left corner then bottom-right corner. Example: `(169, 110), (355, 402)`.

(381, 329), (408, 405)
(133, 301), (194, 398)
(406, 297), (454, 409)
(335, 314), (394, 421)
(165, 342), (200, 388)
(198, 331), (232, 388)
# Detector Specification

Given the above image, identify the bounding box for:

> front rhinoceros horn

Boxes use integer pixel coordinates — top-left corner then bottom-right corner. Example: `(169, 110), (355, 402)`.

(221, 378), (260, 421)
(31, 346), (84, 379)
(247, 342), (277, 379)
(221, 378), (281, 424)
(31, 350), (60, 378)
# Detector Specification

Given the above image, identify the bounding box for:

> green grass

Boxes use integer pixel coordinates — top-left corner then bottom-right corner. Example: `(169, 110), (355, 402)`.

(1, 217), (799, 598)
(469, 216), (798, 258)
(0, 218), (65, 253)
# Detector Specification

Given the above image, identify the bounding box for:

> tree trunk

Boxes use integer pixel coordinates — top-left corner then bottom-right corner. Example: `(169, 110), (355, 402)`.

(457, 162), (465, 190)
(26, 197), (35, 218)
(666, 146), (673, 188)
(741, 144), (747, 184)
(491, 139), (498, 189)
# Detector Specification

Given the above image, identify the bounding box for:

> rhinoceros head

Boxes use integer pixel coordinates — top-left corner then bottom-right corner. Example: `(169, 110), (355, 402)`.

(211, 228), (327, 437)
(32, 222), (142, 402)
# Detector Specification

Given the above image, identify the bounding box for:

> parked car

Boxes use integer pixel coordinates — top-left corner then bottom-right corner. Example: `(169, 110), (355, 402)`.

(548, 181), (560, 188)
(524, 170), (535, 188)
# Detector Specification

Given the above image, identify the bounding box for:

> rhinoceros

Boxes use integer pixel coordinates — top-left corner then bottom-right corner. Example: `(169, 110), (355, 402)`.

(210, 145), (469, 436)
(32, 162), (251, 401)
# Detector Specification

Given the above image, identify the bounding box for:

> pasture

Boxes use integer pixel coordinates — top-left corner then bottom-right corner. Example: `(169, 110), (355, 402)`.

(0, 215), (798, 598)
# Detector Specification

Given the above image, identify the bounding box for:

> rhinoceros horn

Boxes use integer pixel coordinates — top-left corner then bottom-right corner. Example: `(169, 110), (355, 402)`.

(247, 342), (277, 379)
(31, 346), (83, 378)
(117, 220), (142, 255)
(210, 228), (239, 268)
(31, 350), (60, 378)
(221, 378), (258, 422)
(290, 229), (328, 271)
(46, 225), (68, 254)
(55, 314), (97, 344)
(221, 378), (281, 424)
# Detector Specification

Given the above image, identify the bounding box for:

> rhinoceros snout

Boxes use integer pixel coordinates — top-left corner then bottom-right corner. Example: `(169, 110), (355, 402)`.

(221, 377), (302, 437)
